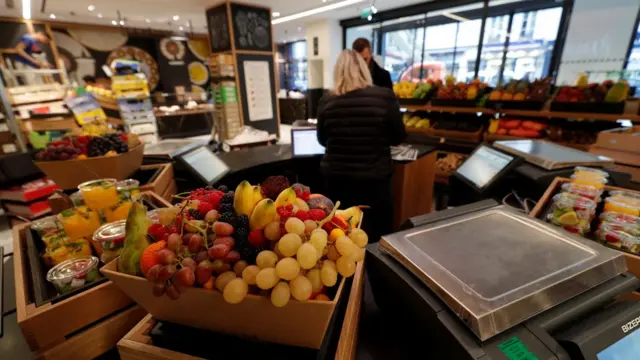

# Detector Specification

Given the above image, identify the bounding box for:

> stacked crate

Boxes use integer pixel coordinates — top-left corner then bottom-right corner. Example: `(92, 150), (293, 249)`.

(210, 55), (243, 140)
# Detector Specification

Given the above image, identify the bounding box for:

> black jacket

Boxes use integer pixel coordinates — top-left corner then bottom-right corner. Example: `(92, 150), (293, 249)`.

(370, 60), (393, 89)
(317, 87), (407, 179)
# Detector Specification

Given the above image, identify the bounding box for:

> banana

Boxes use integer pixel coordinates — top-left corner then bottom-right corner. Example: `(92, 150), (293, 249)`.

(252, 186), (264, 208)
(234, 181), (255, 216)
(275, 187), (297, 208)
(335, 206), (367, 229)
(250, 199), (277, 231)
(293, 197), (309, 212)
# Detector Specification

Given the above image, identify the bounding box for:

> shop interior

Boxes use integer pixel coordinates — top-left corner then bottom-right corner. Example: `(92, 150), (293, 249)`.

(0, 0), (640, 359)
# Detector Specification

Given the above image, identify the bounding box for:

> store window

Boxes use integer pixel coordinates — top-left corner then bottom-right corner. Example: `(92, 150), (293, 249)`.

(345, 24), (376, 50)
(383, 27), (424, 82)
(626, 21), (640, 96)
(477, 15), (511, 87)
(278, 41), (308, 92)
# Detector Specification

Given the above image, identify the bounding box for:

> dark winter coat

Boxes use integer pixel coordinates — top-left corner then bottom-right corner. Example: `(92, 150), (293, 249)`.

(316, 86), (407, 179)
(370, 60), (393, 89)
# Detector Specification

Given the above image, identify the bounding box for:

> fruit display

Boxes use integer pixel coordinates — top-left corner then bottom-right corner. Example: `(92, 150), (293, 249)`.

(430, 117), (483, 133)
(121, 177), (367, 306)
(487, 118), (547, 138)
(435, 152), (466, 175)
(394, 80), (438, 100)
(403, 113), (430, 129)
(393, 81), (417, 99)
(35, 132), (139, 161)
(554, 80), (629, 103)
(46, 256), (101, 294)
(434, 77), (489, 102)
(488, 78), (551, 102)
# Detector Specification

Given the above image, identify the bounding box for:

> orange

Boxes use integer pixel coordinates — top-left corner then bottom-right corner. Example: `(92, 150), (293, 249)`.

(140, 240), (166, 277)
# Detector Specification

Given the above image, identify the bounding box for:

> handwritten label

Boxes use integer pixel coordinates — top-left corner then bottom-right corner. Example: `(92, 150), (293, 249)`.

(498, 337), (539, 360)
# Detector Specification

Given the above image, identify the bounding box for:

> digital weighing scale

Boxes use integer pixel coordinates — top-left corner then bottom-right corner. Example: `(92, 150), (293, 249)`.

(367, 200), (640, 360)
(493, 140), (613, 171)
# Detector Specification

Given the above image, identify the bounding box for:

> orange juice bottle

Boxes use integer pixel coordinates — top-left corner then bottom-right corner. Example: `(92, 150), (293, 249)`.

(78, 179), (119, 211)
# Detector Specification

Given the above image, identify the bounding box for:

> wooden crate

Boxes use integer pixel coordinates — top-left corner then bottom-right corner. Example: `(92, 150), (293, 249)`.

(529, 177), (640, 279)
(117, 261), (365, 360)
(428, 126), (484, 143)
(139, 163), (175, 199)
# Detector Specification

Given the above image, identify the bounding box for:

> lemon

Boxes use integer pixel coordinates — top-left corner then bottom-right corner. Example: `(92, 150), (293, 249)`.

(557, 211), (579, 226)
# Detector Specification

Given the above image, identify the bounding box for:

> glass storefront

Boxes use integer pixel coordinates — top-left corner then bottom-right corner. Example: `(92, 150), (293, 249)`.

(626, 23), (640, 96)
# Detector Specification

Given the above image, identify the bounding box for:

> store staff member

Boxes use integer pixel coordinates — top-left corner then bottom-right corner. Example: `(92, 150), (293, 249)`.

(317, 50), (406, 242)
(13, 32), (52, 69)
(352, 38), (393, 90)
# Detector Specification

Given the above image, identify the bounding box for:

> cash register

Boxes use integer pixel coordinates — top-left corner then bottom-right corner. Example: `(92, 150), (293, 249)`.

(449, 140), (632, 206)
(367, 200), (640, 360)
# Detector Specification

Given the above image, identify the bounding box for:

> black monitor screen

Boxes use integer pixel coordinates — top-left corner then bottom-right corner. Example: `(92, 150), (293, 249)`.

(182, 146), (229, 184)
(292, 129), (325, 156)
(456, 145), (515, 189)
(597, 328), (640, 360)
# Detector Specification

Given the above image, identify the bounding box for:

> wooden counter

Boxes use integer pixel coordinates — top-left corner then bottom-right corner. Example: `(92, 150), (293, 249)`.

(392, 150), (437, 229)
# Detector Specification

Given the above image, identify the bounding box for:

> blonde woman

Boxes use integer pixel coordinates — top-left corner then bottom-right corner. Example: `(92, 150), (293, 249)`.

(316, 49), (406, 242)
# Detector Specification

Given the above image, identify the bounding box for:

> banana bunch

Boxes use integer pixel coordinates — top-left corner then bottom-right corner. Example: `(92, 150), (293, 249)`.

(250, 199), (276, 231)
(234, 181), (264, 216)
(393, 81), (417, 99)
(82, 121), (113, 136)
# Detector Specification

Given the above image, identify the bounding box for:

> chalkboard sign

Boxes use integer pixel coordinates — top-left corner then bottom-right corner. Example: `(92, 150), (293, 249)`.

(206, 5), (231, 53)
(236, 53), (278, 135)
(230, 4), (273, 52)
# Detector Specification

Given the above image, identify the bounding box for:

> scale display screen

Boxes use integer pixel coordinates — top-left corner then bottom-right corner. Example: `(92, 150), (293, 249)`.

(180, 146), (229, 185)
(455, 145), (515, 190)
(291, 129), (325, 157)
(597, 328), (640, 360)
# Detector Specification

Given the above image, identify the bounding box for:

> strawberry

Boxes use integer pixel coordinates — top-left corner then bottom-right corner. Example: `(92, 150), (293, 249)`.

(308, 209), (325, 221)
(198, 201), (214, 217)
(248, 229), (266, 248)
(605, 233), (620, 243)
(295, 210), (310, 221)
(301, 190), (311, 201)
(285, 204), (293, 212)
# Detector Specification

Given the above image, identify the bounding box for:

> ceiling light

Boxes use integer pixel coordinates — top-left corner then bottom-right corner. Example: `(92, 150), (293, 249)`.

(272, 11), (280, 17)
(442, 12), (469, 22)
(145, 18), (151, 23)
(111, 20), (117, 25)
(371, 5), (377, 14)
(173, 15), (180, 21)
(97, 13), (103, 18)
(272, 0), (365, 24)
(49, 13), (56, 19)
(367, 15), (372, 21)
(179, 26), (184, 31)
(88, 5), (95, 11)
(119, 20), (125, 25)
(21, 0), (31, 19)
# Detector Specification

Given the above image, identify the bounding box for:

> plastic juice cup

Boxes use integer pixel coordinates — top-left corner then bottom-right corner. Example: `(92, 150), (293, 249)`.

(59, 206), (102, 239)
(104, 200), (133, 223)
(69, 191), (85, 207)
(116, 179), (140, 201)
(560, 183), (602, 201)
(78, 179), (119, 211)
(603, 197), (640, 216)
(46, 256), (101, 294)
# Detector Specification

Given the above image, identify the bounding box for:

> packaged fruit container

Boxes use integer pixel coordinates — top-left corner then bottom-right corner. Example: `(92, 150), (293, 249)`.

(59, 206), (102, 240)
(93, 220), (126, 263)
(570, 174), (608, 190)
(30, 215), (66, 247)
(560, 183), (603, 201)
(42, 238), (93, 267)
(46, 256), (101, 294)
(573, 166), (609, 180)
(117, 179), (141, 201)
(78, 178), (119, 211)
(596, 223), (640, 254)
(103, 200), (134, 223)
(599, 212), (640, 226)
(548, 192), (596, 229)
(603, 197), (640, 216)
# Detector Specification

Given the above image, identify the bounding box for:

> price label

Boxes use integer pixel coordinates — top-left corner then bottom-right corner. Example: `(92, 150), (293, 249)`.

(498, 337), (539, 360)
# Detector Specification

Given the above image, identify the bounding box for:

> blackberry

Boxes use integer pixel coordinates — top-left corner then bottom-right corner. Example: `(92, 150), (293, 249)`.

(236, 215), (249, 231)
(87, 136), (115, 157)
(237, 245), (268, 264)
(188, 209), (202, 220)
(221, 192), (234, 204)
(234, 226), (249, 243)
(217, 185), (229, 192)
(219, 203), (234, 214)
(218, 212), (236, 226)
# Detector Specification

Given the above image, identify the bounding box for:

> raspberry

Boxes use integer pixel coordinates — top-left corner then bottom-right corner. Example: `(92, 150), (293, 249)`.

(248, 229), (266, 248)
(308, 209), (325, 221)
(148, 223), (167, 241)
(301, 190), (311, 201)
(285, 204), (293, 212)
(295, 210), (310, 221)
(198, 201), (214, 217)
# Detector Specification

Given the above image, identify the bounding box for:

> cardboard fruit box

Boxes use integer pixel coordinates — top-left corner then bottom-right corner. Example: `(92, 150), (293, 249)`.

(102, 259), (350, 349)
(34, 143), (145, 190)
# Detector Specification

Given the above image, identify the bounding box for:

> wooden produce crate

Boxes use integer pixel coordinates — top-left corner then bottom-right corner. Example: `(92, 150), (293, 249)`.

(529, 177), (640, 279)
(139, 163), (175, 201)
(12, 222), (146, 357)
(117, 261), (365, 360)
(428, 126), (484, 143)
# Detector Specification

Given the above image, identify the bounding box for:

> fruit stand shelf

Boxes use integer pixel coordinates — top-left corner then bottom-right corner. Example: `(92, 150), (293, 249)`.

(401, 104), (640, 122)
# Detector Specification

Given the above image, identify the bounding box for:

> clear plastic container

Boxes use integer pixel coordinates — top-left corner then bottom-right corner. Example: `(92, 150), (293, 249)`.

(548, 192), (597, 229)
(603, 197), (640, 216)
(573, 166), (609, 179)
(116, 179), (141, 201)
(30, 215), (66, 247)
(103, 200), (133, 223)
(46, 256), (101, 294)
(69, 191), (85, 207)
(42, 238), (93, 268)
(58, 206), (102, 240)
(596, 223), (640, 254)
(78, 178), (119, 211)
(570, 174), (608, 190)
(560, 183), (603, 201)
(599, 212), (640, 226)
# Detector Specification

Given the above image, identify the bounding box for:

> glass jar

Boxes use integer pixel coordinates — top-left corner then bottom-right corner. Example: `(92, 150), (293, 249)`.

(46, 256), (100, 294)
(78, 179), (119, 211)
(93, 220), (126, 263)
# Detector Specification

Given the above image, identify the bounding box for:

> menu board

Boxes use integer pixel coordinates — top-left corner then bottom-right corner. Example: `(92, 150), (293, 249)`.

(235, 54), (278, 135)
(230, 3), (273, 52)
(206, 5), (231, 53)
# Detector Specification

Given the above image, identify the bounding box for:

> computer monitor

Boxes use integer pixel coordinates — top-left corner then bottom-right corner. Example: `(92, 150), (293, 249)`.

(176, 145), (230, 185)
(291, 128), (325, 157)
(455, 145), (517, 191)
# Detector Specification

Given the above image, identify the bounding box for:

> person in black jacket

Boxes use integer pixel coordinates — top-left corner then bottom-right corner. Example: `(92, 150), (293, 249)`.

(317, 49), (407, 242)
(352, 38), (393, 90)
